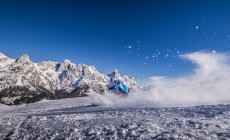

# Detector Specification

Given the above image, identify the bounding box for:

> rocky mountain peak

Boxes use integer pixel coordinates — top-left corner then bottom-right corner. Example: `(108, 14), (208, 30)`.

(56, 59), (72, 72)
(0, 52), (7, 59)
(107, 69), (120, 79)
(38, 61), (57, 70)
(16, 54), (30, 63)
(64, 59), (71, 65)
(83, 65), (96, 75)
(0, 52), (8, 62)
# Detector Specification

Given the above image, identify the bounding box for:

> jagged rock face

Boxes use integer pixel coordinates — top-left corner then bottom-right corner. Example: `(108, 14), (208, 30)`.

(16, 54), (30, 63)
(107, 69), (120, 80)
(0, 53), (9, 63)
(0, 57), (8, 63)
(56, 59), (72, 72)
(38, 61), (57, 70)
(0, 52), (7, 59)
(0, 52), (138, 105)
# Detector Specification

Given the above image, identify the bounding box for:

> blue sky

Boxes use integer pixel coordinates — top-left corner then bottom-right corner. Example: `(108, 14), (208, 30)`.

(1, 0), (230, 83)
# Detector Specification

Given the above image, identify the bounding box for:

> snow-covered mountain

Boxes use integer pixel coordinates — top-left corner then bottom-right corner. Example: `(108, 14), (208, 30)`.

(0, 52), (138, 105)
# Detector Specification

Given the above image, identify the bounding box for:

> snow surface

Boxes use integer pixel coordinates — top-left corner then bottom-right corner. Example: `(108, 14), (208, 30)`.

(1, 93), (230, 139)
(0, 58), (14, 68)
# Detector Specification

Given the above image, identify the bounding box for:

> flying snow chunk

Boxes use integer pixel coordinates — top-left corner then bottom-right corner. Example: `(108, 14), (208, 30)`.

(145, 56), (149, 59)
(195, 26), (199, 29)
(128, 46), (132, 49)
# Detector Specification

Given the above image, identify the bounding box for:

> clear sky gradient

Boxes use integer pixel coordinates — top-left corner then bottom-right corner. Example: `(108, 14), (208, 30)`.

(1, 0), (230, 83)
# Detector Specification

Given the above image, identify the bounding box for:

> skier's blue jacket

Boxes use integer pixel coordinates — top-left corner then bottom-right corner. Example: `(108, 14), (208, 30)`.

(121, 83), (128, 93)
(109, 82), (129, 94)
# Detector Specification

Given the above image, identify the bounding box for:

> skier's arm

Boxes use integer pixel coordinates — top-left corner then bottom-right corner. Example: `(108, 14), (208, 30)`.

(108, 84), (120, 90)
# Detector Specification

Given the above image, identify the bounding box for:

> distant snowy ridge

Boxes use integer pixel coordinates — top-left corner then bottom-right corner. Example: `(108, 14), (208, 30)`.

(0, 52), (138, 105)
(0, 52), (7, 59)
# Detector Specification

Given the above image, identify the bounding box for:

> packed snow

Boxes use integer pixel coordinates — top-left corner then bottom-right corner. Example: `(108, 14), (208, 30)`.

(1, 95), (230, 139)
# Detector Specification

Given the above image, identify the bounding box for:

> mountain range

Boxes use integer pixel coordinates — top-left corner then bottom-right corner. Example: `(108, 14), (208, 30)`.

(0, 52), (138, 105)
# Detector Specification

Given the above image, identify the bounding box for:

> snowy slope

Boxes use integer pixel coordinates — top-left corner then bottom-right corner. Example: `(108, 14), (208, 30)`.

(0, 95), (230, 139)
(0, 52), (7, 60)
(0, 53), (14, 68)
(0, 52), (138, 105)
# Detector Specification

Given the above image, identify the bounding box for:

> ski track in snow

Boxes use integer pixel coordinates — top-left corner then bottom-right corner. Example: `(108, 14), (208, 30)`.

(1, 96), (230, 140)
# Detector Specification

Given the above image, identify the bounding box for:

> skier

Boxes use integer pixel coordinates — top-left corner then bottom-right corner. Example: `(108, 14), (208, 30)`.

(109, 80), (129, 96)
